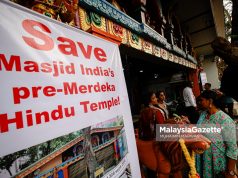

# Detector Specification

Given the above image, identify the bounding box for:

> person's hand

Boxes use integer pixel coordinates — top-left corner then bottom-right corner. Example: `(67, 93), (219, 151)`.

(225, 171), (237, 178)
(180, 115), (190, 124)
(173, 100), (178, 104)
(225, 174), (236, 178)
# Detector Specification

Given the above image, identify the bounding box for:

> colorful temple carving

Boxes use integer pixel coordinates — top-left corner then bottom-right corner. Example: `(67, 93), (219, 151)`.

(12, 0), (197, 69)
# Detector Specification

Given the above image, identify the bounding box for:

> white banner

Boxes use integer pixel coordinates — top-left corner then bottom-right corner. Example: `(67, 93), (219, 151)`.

(0, 1), (140, 178)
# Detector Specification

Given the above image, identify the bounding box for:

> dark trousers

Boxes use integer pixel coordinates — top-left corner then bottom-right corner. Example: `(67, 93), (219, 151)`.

(184, 106), (199, 124)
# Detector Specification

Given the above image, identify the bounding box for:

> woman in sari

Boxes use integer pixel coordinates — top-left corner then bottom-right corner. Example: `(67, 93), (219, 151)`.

(139, 92), (166, 140)
(196, 90), (238, 178)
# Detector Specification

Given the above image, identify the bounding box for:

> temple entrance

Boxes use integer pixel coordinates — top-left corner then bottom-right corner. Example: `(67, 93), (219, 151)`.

(119, 45), (190, 117)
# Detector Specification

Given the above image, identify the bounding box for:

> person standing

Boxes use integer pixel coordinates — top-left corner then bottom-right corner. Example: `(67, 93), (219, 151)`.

(204, 82), (212, 91)
(156, 90), (170, 120)
(196, 90), (238, 178)
(182, 81), (199, 124)
(147, 92), (166, 124)
(139, 92), (165, 140)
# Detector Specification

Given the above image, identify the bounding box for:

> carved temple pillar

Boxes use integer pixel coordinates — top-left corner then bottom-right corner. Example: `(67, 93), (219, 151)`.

(189, 69), (201, 97)
(160, 16), (167, 37)
(165, 23), (174, 45)
(126, 0), (147, 23)
(182, 35), (188, 54)
(179, 34), (184, 50)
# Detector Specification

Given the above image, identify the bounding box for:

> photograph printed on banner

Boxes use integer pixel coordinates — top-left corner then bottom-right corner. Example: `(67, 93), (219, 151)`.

(0, 116), (129, 178)
(119, 165), (132, 178)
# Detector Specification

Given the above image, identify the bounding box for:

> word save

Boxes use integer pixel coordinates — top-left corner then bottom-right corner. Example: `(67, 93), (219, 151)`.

(22, 19), (107, 62)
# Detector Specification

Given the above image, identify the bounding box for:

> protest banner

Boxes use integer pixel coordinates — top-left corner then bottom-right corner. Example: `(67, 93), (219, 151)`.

(0, 1), (140, 177)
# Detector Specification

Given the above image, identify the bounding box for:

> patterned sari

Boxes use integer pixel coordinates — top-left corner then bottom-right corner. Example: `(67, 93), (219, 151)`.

(196, 110), (238, 178)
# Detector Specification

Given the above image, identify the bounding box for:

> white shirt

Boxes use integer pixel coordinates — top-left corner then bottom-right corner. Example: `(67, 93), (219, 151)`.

(183, 87), (197, 107)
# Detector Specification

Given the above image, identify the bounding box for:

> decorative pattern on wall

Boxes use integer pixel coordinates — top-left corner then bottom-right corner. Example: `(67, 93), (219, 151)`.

(142, 41), (153, 54)
(78, 0), (142, 32)
(22, 0), (197, 68)
(168, 53), (174, 62)
(160, 48), (168, 60)
(79, 6), (91, 31)
(107, 20), (128, 44)
(128, 32), (142, 50)
(153, 46), (161, 58)
(140, 23), (167, 46)
(90, 12), (107, 31)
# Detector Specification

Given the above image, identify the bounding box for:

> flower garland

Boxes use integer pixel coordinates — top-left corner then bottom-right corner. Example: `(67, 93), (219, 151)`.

(179, 138), (200, 178)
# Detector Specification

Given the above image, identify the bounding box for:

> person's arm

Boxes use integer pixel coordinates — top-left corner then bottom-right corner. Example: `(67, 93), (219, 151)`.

(225, 142), (238, 178)
(222, 118), (238, 177)
(155, 109), (165, 124)
(226, 158), (237, 178)
(166, 101), (173, 106)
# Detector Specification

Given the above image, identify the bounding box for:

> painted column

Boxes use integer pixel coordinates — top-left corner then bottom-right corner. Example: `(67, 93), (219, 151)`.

(189, 69), (200, 97)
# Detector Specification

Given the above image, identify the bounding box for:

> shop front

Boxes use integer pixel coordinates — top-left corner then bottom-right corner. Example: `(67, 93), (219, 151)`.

(0, 0), (225, 177)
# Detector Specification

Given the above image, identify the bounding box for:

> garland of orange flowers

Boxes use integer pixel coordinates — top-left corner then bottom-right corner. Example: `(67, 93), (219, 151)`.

(179, 138), (200, 178)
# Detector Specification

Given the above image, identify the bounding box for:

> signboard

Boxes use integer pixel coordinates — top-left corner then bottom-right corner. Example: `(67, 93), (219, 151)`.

(0, 1), (140, 177)
(200, 72), (208, 89)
